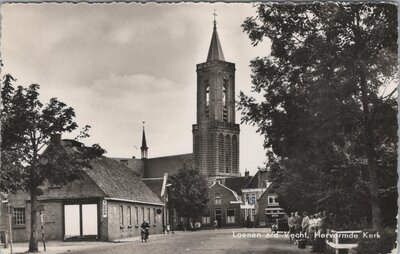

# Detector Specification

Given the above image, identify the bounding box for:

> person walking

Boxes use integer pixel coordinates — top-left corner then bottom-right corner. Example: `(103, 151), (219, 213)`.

(301, 212), (310, 245)
(312, 211), (332, 253)
(301, 212), (310, 234)
(293, 212), (302, 245)
(287, 212), (295, 243)
(213, 219), (218, 230)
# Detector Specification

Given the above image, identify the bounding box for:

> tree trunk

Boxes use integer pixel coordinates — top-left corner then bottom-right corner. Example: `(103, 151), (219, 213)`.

(29, 186), (38, 252)
(353, 11), (382, 231)
(359, 75), (382, 231)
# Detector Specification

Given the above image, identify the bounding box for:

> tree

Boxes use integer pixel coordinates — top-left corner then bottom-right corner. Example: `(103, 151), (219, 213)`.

(1, 74), (105, 252)
(168, 165), (209, 228)
(240, 3), (397, 230)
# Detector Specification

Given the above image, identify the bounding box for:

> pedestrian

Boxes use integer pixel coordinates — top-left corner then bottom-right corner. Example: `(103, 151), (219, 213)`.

(308, 215), (316, 245)
(293, 212), (302, 245)
(312, 211), (332, 253)
(301, 212), (310, 234)
(287, 212), (295, 243)
(213, 219), (218, 230)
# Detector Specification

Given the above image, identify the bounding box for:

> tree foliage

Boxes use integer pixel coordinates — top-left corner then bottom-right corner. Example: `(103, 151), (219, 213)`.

(240, 3), (397, 230)
(1, 74), (105, 251)
(168, 165), (209, 222)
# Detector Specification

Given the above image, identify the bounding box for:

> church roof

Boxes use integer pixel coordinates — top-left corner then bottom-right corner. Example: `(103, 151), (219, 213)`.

(207, 23), (225, 62)
(144, 153), (193, 178)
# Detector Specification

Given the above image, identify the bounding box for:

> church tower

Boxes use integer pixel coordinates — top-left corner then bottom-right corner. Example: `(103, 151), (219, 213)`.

(192, 17), (240, 177)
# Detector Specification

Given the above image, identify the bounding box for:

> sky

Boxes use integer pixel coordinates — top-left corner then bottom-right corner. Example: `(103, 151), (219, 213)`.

(1, 3), (271, 175)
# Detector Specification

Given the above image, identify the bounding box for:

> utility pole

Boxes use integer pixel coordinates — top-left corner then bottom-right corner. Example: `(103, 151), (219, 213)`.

(39, 205), (46, 252)
(7, 203), (13, 254)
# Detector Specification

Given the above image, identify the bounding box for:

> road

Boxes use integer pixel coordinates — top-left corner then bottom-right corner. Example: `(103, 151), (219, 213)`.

(67, 228), (315, 254)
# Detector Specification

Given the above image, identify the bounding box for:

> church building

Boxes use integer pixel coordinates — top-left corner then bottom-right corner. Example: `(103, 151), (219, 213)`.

(115, 19), (249, 229)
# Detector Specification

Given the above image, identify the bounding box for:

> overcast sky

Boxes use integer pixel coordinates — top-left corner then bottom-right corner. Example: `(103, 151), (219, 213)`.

(1, 3), (271, 175)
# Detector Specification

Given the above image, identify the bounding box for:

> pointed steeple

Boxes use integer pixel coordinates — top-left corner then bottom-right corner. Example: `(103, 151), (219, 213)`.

(206, 11), (225, 62)
(140, 121), (148, 159)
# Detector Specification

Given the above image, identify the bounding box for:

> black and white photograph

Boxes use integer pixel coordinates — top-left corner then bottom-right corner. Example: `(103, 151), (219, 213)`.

(0, 2), (398, 254)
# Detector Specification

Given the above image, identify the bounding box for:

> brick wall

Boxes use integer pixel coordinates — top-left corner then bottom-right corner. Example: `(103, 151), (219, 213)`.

(106, 201), (163, 241)
(0, 175), (105, 243)
(204, 182), (242, 228)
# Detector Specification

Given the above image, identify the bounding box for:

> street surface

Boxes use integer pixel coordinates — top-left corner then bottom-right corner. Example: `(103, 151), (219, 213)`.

(68, 228), (315, 254)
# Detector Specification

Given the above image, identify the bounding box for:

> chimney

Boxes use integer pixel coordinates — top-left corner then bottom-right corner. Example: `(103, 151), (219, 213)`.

(51, 133), (61, 144)
(245, 170), (249, 177)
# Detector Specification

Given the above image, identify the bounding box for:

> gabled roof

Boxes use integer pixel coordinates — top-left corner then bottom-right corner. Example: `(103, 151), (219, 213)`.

(209, 181), (241, 202)
(142, 178), (164, 200)
(46, 139), (163, 206)
(244, 170), (269, 189)
(207, 24), (225, 62)
(85, 156), (163, 205)
(257, 181), (277, 202)
(224, 176), (252, 195)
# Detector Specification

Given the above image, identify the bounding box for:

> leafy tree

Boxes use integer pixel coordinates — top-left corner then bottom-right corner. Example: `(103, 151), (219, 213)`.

(240, 3), (397, 230)
(168, 165), (209, 228)
(1, 74), (105, 252)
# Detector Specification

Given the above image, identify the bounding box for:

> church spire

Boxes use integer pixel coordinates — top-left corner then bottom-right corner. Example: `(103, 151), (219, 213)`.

(140, 121), (148, 159)
(206, 10), (225, 62)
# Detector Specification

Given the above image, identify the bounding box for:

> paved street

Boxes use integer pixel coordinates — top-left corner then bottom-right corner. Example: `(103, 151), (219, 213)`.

(68, 228), (314, 254)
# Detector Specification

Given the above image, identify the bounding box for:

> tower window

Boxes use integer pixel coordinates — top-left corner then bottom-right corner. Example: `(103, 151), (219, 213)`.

(223, 80), (228, 122)
(205, 81), (210, 117)
(222, 82), (227, 107)
(206, 84), (210, 106)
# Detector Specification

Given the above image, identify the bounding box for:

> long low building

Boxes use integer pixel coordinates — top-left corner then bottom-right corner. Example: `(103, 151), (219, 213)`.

(1, 137), (164, 242)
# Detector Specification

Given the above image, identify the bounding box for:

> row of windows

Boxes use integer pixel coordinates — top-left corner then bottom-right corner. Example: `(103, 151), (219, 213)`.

(202, 208), (236, 224)
(119, 206), (157, 226)
(204, 80), (230, 122)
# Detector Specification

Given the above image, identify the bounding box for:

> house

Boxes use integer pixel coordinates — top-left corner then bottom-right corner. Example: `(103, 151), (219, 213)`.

(1, 136), (164, 242)
(202, 181), (242, 228)
(256, 182), (287, 227)
(240, 170), (270, 226)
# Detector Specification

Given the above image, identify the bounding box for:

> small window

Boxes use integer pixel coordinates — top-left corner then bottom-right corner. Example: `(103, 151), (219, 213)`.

(128, 206), (132, 226)
(268, 196), (276, 204)
(225, 155), (229, 173)
(153, 208), (156, 224)
(202, 216), (211, 224)
(142, 207), (145, 222)
(247, 194), (256, 205)
(119, 206), (124, 226)
(147, 208), (151, 222)
(214, 194), (222, 205)
(13, 208), (26, 226)
(226, 209), (235, 224)
(135, 207), (139, 225)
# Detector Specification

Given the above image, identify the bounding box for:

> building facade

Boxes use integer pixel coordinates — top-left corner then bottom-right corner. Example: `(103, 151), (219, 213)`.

(1, 138), (164, 242)
(202, 181), (242, 228)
